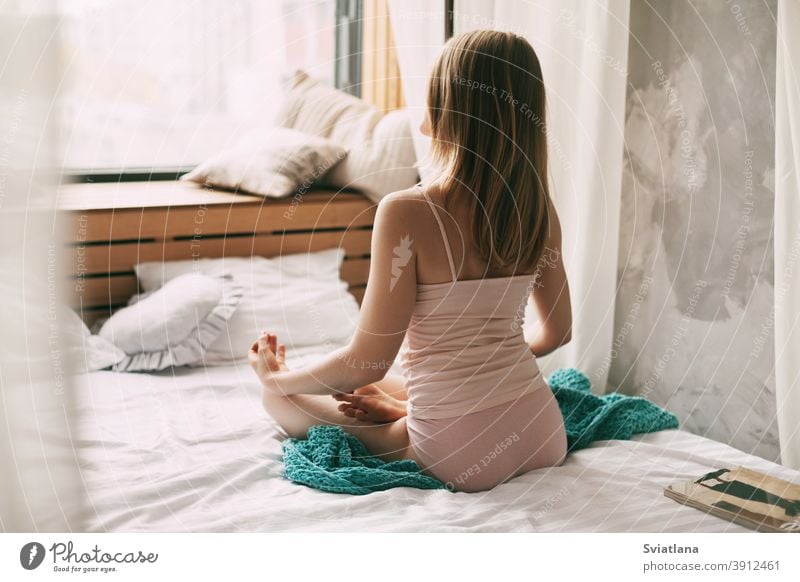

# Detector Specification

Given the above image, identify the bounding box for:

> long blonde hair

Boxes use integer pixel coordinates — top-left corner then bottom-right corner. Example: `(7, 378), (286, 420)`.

(425, 29), (551, 272)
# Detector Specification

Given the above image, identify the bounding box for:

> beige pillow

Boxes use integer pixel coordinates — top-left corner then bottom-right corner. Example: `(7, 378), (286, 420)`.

(182, 127), (347, 198)
(277, 71), (418, 203)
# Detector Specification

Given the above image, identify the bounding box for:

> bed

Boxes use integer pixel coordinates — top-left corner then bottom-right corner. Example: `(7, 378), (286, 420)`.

(72, 358), (800, 533)
(61, 180), (800, 532)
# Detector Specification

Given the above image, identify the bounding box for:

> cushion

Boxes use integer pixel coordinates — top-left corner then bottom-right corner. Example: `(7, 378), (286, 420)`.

(181, 127), (347, 198)
(133, 248), (360, 365)
(99, 273), (243, 372)
(277, 71), (418, 202)
(61, 309), (126, 372)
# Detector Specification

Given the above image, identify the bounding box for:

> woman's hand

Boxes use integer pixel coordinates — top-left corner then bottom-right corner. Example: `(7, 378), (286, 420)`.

(248, 333), (288, 390)
(332, 384), (407, 423)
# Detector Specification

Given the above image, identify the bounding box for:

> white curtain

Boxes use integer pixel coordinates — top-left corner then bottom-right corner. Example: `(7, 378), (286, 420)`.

(386, 0), (445, 167)
(0, 3), (84, 531)
(775, 1), (800, 470)
(390, 0), (630, 392)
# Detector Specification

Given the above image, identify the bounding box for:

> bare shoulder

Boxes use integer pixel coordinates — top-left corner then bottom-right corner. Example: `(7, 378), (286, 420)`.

(374, 186), (428, 228)
(378, 186), (425, 206)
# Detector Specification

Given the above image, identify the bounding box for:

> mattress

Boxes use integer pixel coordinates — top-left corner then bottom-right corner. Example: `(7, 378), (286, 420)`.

(72, 360), (800, 533)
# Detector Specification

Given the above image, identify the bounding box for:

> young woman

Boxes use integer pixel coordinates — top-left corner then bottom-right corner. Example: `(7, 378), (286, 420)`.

(249, 30), (571, 492)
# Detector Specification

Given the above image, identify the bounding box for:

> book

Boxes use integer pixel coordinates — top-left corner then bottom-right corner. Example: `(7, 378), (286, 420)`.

(664, 466), (800, 533)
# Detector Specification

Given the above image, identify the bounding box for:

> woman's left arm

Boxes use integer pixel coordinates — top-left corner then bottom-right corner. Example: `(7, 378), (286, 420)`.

(254, 192), (418, 396)
(527, 202), (572, 357)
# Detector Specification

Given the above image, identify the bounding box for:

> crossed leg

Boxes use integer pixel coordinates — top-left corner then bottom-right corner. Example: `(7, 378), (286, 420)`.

(252, 334), (416, 463)
(261, 389), (414, 462)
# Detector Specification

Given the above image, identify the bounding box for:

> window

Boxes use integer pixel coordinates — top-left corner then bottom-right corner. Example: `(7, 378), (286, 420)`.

(57, 0), (360, 174)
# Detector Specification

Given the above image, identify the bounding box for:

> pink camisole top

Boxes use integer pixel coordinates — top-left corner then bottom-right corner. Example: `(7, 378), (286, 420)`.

(400, 188), (549, 420)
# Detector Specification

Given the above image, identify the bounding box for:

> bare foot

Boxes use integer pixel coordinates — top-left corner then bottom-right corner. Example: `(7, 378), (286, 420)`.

(333, 384), (407, 423)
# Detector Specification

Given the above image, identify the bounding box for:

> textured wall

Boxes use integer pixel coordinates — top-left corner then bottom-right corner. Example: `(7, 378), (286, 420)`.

(609, 0), (779, 461)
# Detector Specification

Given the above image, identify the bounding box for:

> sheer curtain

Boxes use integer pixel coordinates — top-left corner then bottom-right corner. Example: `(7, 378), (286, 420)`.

(0, 3), (84, 531)
(775, 0), (800, 470)
(390, 0), (630, 392)
(58, 0), (339, 171)
(386, 0), (445, 168)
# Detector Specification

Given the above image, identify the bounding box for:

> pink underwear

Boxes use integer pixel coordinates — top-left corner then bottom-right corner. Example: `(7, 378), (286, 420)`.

(406, 386), (567, 492)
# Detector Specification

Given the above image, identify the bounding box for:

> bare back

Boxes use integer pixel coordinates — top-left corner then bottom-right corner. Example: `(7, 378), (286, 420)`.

(412, 184), (543, 285)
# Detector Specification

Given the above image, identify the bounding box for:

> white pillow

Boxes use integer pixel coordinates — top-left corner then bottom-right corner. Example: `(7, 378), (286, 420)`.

(181, 127), (347, 198)
(134, 248), (361, 365)
(99, 273), (243, 372)
(61, 309), (126, 372)
(326, 109), (419, 203)
(277, 71), (419, 202)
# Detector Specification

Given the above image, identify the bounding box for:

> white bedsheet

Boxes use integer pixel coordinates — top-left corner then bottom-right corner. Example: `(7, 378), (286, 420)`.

(72, 363), (800, 532)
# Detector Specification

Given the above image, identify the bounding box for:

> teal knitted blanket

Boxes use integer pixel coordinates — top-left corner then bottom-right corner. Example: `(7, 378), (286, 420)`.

(281, 368), (679, 494)
(281, 425), (446, 494)
(547, 367), (679, 451)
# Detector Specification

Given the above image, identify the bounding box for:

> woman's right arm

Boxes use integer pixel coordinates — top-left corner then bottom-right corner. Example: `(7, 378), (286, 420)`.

(527, 204), (572, 357)
(251, 191), (418, 396)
